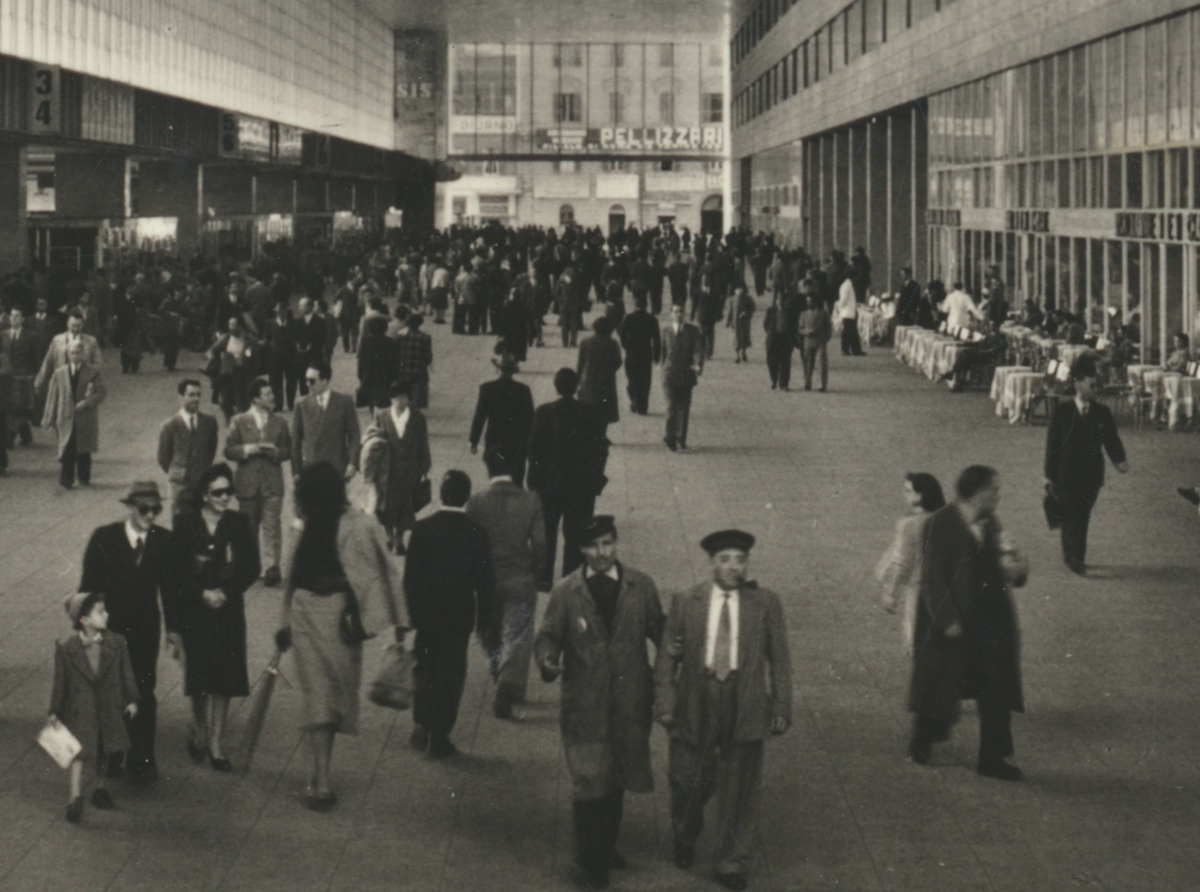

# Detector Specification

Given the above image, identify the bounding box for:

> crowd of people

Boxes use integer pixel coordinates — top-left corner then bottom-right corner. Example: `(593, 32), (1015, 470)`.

(0, 219), (1141, 892)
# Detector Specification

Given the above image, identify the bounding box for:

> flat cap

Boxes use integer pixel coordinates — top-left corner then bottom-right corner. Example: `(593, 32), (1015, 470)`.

(700, 529), (756, 555)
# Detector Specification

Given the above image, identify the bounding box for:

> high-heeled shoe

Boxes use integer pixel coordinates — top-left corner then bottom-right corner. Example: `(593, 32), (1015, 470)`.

(208, 751), (233, 772)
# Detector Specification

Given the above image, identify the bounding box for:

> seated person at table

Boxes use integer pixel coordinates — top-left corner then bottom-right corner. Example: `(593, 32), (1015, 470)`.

(938, 332), (1007, 392)
(1164, 333), (1191, 373)
(1021, 299), (1045, 331)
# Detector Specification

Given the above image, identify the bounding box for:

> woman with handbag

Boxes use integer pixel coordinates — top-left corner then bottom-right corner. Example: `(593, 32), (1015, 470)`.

(172, 463), (261, 770)
(362, 380), (432, 555)
(875, 473), (946, 656)
(275, 462), (407, 810)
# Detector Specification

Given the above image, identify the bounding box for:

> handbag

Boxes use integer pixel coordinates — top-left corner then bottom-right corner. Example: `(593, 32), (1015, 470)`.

(368, 641), (416, 710)
(1043, 483), (1062, 530)
(413, 477), (432, 512)
(338, 587), (370, 645)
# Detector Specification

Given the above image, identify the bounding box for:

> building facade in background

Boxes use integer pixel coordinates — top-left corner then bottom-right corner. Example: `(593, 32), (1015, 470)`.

(437, 41), (728, 234)
(732, 0), (1200, 364)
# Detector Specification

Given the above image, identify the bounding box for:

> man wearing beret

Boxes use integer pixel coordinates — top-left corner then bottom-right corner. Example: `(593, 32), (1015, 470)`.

(78, 482), (181, 785)
(655, 530), (793, 891)
(535, 516), (665, 891)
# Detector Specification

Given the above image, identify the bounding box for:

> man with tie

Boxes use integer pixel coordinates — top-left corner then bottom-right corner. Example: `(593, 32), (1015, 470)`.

(157, 379), (219, 516)
(655, 530), (793, 892)
(79, 481), (180, 785)
(291, 361), (360, 483)
(1, 306), (39, 447)
(34, 309), (102, 397)
(42, 341), (105, 491)
(660, 304), (706, 452)
(225, 376), (292, 586)
(293, 298), (328, 397)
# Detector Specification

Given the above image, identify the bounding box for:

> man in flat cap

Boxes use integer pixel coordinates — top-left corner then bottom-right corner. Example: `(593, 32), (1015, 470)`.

(535, 516), (665, 891)
(78, 482), (181, 784)
(655, 529), (793, 892)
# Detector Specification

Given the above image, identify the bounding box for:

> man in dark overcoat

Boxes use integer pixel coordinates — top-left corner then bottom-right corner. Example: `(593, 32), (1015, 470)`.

(908, 465), (1027, 781)
(1044, 355), (1128, 575)
(468, 353), (535, 488)
(404, 470), (495, 758)
(655, 530), (792, 891)
(618, 294), (661, 415)
(79, 482), (180, 784)
(576, 316), (623, 432)
(661, 305), (706, 451)
(535, 516), (664, 891)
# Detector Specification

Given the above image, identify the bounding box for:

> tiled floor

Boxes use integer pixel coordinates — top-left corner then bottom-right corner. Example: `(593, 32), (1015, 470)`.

(1, 308), (1199, 891)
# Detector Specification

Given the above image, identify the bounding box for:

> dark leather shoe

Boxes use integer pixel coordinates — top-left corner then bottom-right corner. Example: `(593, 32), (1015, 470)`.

(66, 796), (84, 823)
(663, 437), (678, 452)
(977, 759), (1023, 782)
(186, 736), (206, 764)
(493, 691), (513, 720)
(91, 788), (114, 809)
(1066, 560), (1086, 576)
(716, 872), (748, 891)
(907, 740), (931, 765)
(1178, 486), (1200, 506)
(428, 737), (459, 759)
(410, 725), (430, 752)
(262, 566), (282, 587)
(209, 753), (233, 772)
(672, 840), (695, 869)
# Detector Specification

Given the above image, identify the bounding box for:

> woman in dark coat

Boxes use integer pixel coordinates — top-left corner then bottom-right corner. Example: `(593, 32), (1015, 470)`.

(576, 316), (623, 428)
(356, 315), (395, 409)
(173, 463), (261, 771)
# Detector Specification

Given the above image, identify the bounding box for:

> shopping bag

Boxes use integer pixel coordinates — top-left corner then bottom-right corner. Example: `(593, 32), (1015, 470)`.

(1043, 483), (1063, 530)
(368, 642), (415, 711)
(37, 719), (81, 769)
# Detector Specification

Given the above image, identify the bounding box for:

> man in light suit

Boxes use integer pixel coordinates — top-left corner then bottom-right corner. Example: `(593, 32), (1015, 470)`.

(466, 448), (546, 719)
(43, 340), (106, 491)
(660, 304), (706, 452)
(34, 309), (102, 397)
(157, 379), (219, 516)
(292, 361), (360, 482)
(225, 376), (292, 586)
(655, 530), (793, 892)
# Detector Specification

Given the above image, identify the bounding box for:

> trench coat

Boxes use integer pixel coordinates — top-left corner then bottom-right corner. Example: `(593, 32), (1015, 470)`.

(534, 564), (664, 799)
(49, 631), (139, 759)
(42, 362), (105, 458)
(576, 333), (623, 425)
(363, 407), (431, 533)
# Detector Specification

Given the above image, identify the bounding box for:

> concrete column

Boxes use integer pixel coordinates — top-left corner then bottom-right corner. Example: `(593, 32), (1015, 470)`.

(888, 110), (913, 280)
(833, 128), (850, 253)
(848, 122), (867, 255)
(0, 143), (28, 276)
(820, 134), (834, 259)
(912, 102), (929, 283)
(867, 117), (889, 292)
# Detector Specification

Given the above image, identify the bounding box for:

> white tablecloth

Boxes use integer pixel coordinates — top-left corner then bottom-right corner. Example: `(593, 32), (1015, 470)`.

(1161, 373), (1200, 429)
(990, 366), (1033, 416)
(998, 371), (1044, 423)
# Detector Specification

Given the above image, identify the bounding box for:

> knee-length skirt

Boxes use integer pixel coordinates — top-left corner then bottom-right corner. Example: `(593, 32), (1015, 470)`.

(291, 589), (362, 735)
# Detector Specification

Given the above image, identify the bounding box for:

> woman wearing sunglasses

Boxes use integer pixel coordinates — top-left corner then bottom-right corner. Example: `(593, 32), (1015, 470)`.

(172, 463), (261, 770)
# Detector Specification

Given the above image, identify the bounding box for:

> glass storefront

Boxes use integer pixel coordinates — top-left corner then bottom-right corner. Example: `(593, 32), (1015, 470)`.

(926, 8), (1200, 363)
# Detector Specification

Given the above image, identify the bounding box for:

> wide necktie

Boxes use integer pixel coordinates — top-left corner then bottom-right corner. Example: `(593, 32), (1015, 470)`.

(713, 594), (732, 682)
(133, 538), (145, 566)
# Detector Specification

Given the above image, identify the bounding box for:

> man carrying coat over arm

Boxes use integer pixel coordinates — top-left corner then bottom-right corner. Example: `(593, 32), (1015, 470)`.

(535, 516), (664, 892)
(655, 529), (792, 892)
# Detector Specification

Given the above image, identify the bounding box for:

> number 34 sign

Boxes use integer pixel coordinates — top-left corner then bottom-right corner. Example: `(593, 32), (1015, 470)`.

(29, 66), (60, 134)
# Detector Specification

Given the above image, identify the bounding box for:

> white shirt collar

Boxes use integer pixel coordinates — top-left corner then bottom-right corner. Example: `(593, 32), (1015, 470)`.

(390, 405), (410, 433)
(585, 564), (620, 581)
(251, 406), (270, 428)
(124, 519), (148, 548)
(489, 475), (513, 485)
(316, 390), (329, 408)
(178, 407), (198, 425)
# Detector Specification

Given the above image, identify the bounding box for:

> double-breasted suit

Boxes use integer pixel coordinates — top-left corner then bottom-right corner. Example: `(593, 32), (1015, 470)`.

(157, 412), (219, 513)
(225, 410), (291, 569)
(655, 581), (793, 878)
(291, 390), (361, 478)
(468, 376), (534, 487)
(49, 632), (140, 761)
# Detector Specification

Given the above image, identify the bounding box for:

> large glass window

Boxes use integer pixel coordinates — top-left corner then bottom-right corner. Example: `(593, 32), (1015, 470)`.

(452, 46), (517, 116)
(1089, 155), (1104, 207)
(1029, 62), (1043, 157)
(1146, 22), (1165, 145)
(1054, 53), (1070, 154)
(702, 93), (723, 123)
(554, 93), (582, 123)
(1071, 46), (1087, 153)
(1107, 154), (1122, 208)
(1126, 152), (1143, 208)
(1088, 38), (1105, 151)
(1106, 34), (1123, 150)
(554, 44), (583, 67)
(848, 0), (864, 64)
(1126, 28), (1144, 147)
(1145, 150), (1165, 209)
(660, 92), (675, 125)
(1167, 14), (1189, 142)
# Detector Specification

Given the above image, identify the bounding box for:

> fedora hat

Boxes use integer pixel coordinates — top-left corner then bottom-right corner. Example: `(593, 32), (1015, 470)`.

(119, 481), (163, 506)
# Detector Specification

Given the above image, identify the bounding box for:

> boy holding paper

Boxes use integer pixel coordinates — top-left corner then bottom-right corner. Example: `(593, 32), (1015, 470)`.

(48, 592), (139, 822)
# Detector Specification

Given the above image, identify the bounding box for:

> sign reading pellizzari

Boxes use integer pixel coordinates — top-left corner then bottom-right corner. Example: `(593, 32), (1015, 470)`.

(535, 126), (724, 154)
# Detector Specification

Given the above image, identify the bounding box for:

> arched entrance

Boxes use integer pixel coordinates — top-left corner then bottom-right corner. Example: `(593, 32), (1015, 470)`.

(608, 204), (626, 235)
(700, 194), (723, 236)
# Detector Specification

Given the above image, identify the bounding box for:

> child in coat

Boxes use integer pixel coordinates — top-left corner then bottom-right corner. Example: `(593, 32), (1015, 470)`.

(49, 592), (139, 823)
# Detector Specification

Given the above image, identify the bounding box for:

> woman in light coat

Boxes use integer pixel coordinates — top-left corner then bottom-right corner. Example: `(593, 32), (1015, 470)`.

(875, 473), (946, 655)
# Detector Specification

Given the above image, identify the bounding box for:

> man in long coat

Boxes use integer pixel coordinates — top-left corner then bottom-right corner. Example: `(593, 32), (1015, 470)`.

(655, 529), (792, 891)
(468, 353), (534, 488)
(618, 295), (661, 415)
(363, 380), (431, 554)
(34, 309), (102, 396)
(43, 341), (105, 490)
(661, 305), (706, 451)
(908, 465), (1027, 781)
(576, 316), (623, 431)
(535, 516), (664, 891)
